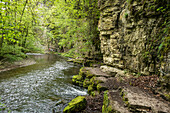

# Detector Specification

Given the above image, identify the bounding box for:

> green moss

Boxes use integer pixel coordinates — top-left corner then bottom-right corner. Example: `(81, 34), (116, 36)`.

(90, 77), (95, 83)
(102, 90), (121, 113)
(91, 91), (99, 96)
(79, 67), (86, 77)
(79, 81), (83, 87)
(90, 77), (96, 88)
(90, 91), (96, 96)
(90, 77), (101, 85)
(102, 105), (105, 113)
(63, 96), (87, 113)
(72, 78), (76, 83)
(72, 75), (83, 86)
(86, 71), (94, 78)
(90, 77), (105, 90)
(83, 78), (90, 88)
(102, 90), (109, 113)
(88, 85), (94, 94)
(120, 90), (129, 107)
(74, 75), (83, 81)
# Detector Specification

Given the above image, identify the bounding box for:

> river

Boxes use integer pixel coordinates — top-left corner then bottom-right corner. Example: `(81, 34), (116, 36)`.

(0, 54), (87, 113)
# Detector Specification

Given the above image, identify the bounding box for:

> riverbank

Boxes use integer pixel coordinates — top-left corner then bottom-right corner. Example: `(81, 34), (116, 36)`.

(0, 54), (86, 112)
(0, 58), (36, 73)
(64, 66), (170, 113)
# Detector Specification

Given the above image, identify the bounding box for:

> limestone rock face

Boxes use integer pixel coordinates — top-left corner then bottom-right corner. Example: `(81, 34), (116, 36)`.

(98, 0), (168, 75)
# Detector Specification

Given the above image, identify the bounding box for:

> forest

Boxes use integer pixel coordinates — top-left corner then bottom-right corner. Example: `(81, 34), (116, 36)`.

(0, 0), (99, 62)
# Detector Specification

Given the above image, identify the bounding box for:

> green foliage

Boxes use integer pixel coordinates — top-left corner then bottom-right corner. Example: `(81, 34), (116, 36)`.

(43, 0), (100, 58)
(0, 44), (26, 61)
(0, 0), (100, 61)
(0, 0), (47, 61)
(102, 90), (110, 113)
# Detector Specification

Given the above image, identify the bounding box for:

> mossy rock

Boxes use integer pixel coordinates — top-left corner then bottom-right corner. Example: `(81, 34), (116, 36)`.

(89, 77), (98, 89)
(63, 96), (87, 113)
(67, 59), (74, 62)
(83, 78), (91, 88)
(90, 77), (95, 83)
(72, 75), (83, 81)
(91, 91), (99, 97)
(120, 90), (129, 106)
(79, 67), (87, 77)
(75, 81), (83, 87)
(88, 85), (94, 94)
(72, 75), (81, 80)
(83, 60), (95, 67)
(90, 77), (106, 89)
(72, 75), (83, 85)
(78, 81), (83, 87)
(97, 83), (108, 93)
(86, 71), (94, 78)
(90, 77), (96, 87)
(73, 60), (84, 65)
(102, 90), (121, 113)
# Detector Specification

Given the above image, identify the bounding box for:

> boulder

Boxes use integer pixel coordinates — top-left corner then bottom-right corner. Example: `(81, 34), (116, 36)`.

(63, 96), (87, 113)
(100, 65), (124, 77)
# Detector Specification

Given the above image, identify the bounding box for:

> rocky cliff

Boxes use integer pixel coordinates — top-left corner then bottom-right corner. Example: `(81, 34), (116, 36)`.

(98, 0), (169, 76)
(63, 1), (169, 112)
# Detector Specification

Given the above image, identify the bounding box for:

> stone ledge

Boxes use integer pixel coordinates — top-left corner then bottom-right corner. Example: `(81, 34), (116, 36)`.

(122, 86), (170, 113)
(100, 65), (125, 76)
(82, 67), (116, 78)
(102, 90), (130, 113)
(70, 66), (170, 113)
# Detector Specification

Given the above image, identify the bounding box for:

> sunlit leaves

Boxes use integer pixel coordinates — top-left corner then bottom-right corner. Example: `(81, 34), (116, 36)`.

(40, 0), (99, 58)
(0, 0), (44, 61)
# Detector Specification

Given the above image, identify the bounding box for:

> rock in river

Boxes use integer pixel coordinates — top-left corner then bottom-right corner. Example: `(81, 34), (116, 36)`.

(63, 96), (87, 113)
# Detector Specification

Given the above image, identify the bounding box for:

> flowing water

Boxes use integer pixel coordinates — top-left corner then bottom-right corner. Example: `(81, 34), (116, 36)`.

(0, 54), (87, 113)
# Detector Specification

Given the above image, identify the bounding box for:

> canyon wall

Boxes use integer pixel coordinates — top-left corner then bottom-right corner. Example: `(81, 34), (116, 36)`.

(98, 0), (169, 75)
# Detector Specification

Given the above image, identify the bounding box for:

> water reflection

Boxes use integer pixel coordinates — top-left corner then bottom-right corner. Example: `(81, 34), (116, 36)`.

(0, 54), (87, 113)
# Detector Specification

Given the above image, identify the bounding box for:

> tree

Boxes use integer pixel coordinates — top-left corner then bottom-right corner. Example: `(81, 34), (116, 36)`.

(42, 0), (100, 58)
(0, 0), (45, 61)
